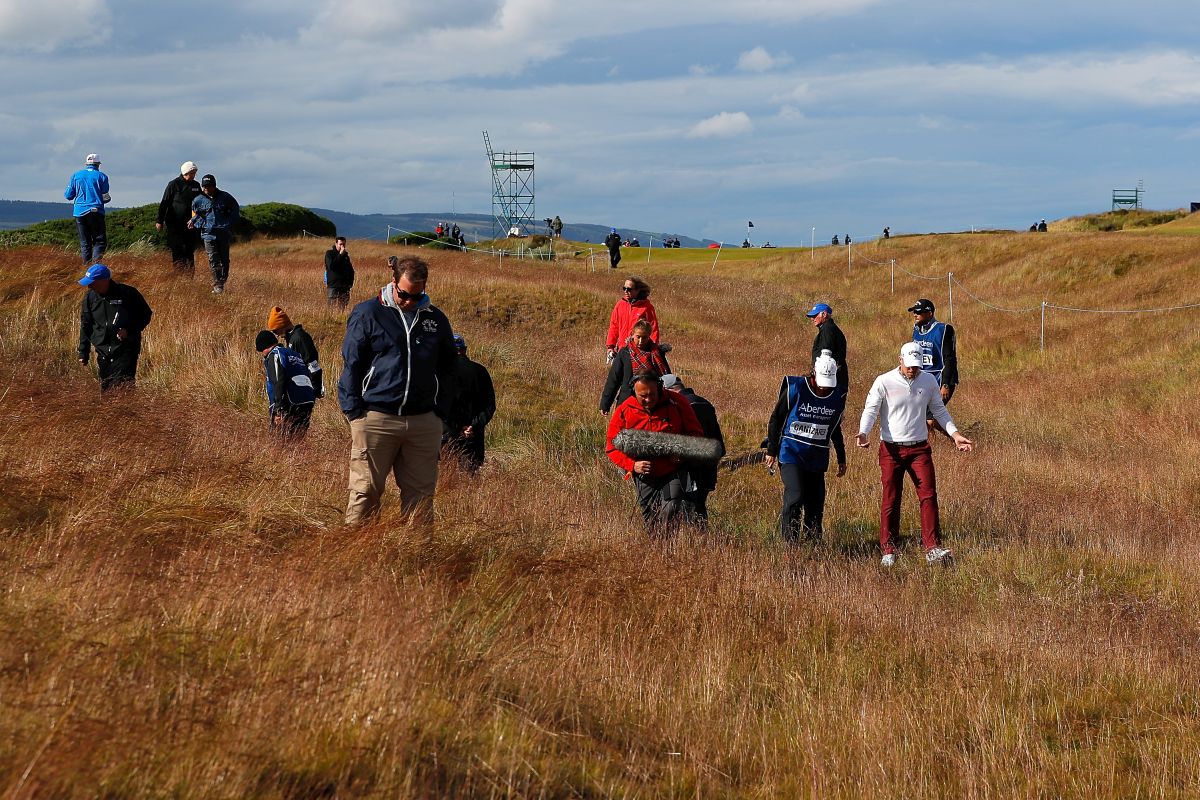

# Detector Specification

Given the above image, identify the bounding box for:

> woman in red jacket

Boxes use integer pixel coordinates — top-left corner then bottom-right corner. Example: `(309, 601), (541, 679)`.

(605, 276), (659, 359)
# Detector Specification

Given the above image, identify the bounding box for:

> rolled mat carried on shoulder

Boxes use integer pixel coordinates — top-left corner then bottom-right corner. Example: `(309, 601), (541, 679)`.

(612, 429), (724, 464)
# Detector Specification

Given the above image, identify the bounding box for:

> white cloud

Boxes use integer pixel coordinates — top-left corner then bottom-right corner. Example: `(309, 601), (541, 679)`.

(0, 0), (110, 52)
(687, 111), (753, 139)
(689, 64), (715, 76)
(736, 46), (792, 72)
(607, 65), (620, 77)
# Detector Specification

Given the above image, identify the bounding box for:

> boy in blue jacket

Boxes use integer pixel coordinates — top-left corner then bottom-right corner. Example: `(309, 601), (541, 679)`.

(256, 330), (316, 439)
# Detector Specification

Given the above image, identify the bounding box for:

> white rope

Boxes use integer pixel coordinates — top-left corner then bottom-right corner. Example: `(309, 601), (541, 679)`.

(1045, 300), (1200, 314)
(950, 275), (1040, 313)
(894, 262), (946, 281)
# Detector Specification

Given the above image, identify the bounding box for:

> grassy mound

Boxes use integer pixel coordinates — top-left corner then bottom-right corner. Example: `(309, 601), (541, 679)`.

(1054, 208), (1188, 232)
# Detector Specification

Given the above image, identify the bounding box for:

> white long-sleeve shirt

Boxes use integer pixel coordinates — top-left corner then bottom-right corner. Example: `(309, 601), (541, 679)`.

(858, 368), (958, 443)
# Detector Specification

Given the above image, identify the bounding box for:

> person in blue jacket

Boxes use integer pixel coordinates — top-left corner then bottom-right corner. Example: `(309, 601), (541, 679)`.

(256, 330), (316, 439)
(189, 174), (240, 294)
(764, 350), (848, 542)
(339, 255), (458, 526)
(64, 153), (111, 265)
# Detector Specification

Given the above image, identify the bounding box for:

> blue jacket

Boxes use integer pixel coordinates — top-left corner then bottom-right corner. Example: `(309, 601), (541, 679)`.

(64, 165), (110, 217)
(766, 376), (847, 472)
(264, 345), (316, 414)
(190, 190), (240, 238)
(339, 287), (457, 420)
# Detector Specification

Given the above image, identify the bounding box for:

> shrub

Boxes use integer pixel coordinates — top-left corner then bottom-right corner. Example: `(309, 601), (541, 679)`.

(240, 203), (335, 238)
(388, 232), (440, 246)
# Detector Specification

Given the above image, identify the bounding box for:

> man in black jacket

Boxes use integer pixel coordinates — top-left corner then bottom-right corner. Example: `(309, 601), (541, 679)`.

(77, 264), (153, 391)
(324, 236), (354, 309)
(604, 228), (622, 269)
(806, 302), (848, 388)
(155, 161), (202, 274)
(339, 255), (457, 526)
(442, 334), (496, 473)
(662, 374), (724, 526)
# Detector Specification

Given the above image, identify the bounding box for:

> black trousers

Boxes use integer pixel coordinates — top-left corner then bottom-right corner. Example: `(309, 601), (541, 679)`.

(682, 489), (710, 526)
(166, 223), (198, 273)
(608, 249), (621, 268)
(327, 286), (351, 310)
(271, 406), (312, 439)
(779, 463), (827, 542)
(634, 471), (684, 534)
(97, 347), (139, 392)
(443, 431), (485, 473)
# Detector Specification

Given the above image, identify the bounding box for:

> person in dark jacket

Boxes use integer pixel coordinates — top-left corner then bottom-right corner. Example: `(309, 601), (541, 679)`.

(600, 319), (670, 414)
(76, 264), (153, 392)
(806, 302), (848, 388)
(267, 306), (322, 398)
(604, 228), (622, 269)
(155, 161), (202, 274)
(339, 255), (457, 526)
(256, 330), (317, 439)
(662, 374), (724, 526)
(323, 236), (354, 309)
(442, 334), (496, 473)
(908, 297), (959, 437)
(64, 153), (110, 266)
(188, 174), (240, 294)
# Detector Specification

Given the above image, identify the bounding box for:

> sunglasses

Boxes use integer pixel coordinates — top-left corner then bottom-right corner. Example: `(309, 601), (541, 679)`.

(622, 286), (636, 293)
(396, 289), (425, 301)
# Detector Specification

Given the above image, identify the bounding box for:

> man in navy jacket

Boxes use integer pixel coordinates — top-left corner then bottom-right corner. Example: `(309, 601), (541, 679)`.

(339, 255), (457, 526)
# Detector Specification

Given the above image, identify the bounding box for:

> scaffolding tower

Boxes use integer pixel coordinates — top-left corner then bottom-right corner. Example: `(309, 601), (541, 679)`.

(1112, 179), (1144, 211)
(483, 131), (535, 239)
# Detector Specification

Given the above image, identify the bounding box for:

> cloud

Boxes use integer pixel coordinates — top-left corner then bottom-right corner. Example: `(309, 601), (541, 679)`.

(687, 111), (754, 139)
(0, 0), (110, 52)
(736, 46), (792, 72)
(689, 64), (716, 76)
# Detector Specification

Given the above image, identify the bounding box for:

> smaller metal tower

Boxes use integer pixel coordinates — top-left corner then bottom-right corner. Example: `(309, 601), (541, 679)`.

(483, 131), (535, 239)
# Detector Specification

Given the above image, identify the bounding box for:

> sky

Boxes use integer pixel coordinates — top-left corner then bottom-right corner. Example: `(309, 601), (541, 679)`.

(2, 0), (1199, 244)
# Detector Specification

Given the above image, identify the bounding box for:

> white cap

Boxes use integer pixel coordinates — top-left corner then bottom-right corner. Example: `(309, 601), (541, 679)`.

(661, 373), (684, 391)
(900, 342), (922, 367)
(85, 153), (101, 165)
(180, 160), (198, 175)
(814, 351), (838, 388)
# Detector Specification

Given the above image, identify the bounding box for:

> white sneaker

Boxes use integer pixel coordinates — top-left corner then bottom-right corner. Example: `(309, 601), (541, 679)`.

(925, 546), (953, 565)
(880, 553), (897, 567)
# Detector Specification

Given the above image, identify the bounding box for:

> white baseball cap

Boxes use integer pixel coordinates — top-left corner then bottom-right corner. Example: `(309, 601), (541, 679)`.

(814, 350), (838, 388)
(180, 161), (198, 175)
(900, 342), (922, 367)
(85, 153), (101, 165)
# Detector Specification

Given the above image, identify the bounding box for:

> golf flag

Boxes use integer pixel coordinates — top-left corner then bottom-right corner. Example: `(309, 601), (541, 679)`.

(747, 221), (754, 227)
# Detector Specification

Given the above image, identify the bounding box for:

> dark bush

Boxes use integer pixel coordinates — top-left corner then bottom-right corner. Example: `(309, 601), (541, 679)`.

(388, 232), (440, 246)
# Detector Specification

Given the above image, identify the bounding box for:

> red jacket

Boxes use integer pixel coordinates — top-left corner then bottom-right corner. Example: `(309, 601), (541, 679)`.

(606, 298), (659, 349)
(606, 392), (703, 476)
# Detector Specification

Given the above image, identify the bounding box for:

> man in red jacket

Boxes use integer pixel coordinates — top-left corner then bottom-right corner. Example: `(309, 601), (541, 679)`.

(606, 372), (704, 533)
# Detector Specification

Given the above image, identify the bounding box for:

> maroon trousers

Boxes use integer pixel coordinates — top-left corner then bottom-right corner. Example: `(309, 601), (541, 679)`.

(878, 441), (940, 554)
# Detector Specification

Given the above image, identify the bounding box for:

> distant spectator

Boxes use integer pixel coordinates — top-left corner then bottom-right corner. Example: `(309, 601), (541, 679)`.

(188, 174), (240, 294)
(883, 226), (890, 240)
(435, 223), (444, 238)
(324, 236), (355, 310)
(605, 275), (659, 358)
(601, 319), (670, 414)
(1029, 223), (1038, 232)
(156, 161), (202, 275)
(762, 241), (775, 248)
(255, 330), (316, 439)
(831, 235), (840, 246)
(77, 264), (153, 392)
(64, 153), (110, 266)
(1037, 219), (1048, 232)
(508, 225), (521, 238)
(552, 215), (563, 238)
(605, 228), (622, 268)
(845, 234), (852, 245)
(742, 239), (752, 248)
(630, 237), (640, 247)
(442, 333), (496, 473)
(267, 306), (323, 398)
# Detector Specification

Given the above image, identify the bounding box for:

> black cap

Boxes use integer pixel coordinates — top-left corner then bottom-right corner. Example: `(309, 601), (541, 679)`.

(201, 174), (216, 187)
(255, 330), (277, 351)
(907, 298), (935, 314)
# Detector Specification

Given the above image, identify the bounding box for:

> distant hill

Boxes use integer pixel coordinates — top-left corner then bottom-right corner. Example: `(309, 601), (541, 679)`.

(0, 200), (77, 230)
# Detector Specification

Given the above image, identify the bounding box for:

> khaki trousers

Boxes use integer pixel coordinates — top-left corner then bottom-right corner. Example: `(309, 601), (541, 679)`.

(345, 410), (442, 526)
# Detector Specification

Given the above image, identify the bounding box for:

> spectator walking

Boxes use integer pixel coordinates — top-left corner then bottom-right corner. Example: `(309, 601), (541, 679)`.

(807, 302), (848, 388)
(552, 215), (563, 238)
(662, 374), (724, 526)
(339, 255), (457, 526)
(324, 236), (355, 310)
(856, 342), (974, 567)
(64, 153), (110, 266)
(77, 264), (153, 392)
(442, 334), (496, 473)
(605, 276), (659, 359)
(605, 228), (622, 269)
(882, 226), (890, 240)
(831, 235), (839, 246)
(155, 161), (202, 274)
(605, 372), (704, 534)
(255, 330), (316, 439)
(908, 297), (959, 435)
(189, 174), (240, 294)
(267, 306), (323, 398)
(765, 351), (847, 542)
(600, 319), (670, 414)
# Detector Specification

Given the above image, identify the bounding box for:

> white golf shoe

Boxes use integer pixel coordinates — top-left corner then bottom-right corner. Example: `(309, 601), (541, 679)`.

(925, 546), (953, 565)
(880, 553), (898, 567)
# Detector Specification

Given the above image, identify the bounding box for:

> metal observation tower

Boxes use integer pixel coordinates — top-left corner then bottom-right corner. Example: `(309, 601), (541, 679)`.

(483, 131), (535, 239)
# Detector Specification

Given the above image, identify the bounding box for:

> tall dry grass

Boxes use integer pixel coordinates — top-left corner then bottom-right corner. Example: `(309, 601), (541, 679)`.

(2, 233), (1200, 798)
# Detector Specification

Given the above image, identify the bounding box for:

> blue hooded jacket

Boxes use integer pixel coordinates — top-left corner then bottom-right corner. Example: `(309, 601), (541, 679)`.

(190, 189), (240, 239)
(64, 165), (110, 217)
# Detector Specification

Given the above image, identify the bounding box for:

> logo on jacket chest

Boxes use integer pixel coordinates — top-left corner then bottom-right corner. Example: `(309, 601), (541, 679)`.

(421, 319), (438, 333)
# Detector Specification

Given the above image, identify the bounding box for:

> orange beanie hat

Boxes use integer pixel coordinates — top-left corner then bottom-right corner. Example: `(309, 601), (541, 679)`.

(267, 306), (292, 333)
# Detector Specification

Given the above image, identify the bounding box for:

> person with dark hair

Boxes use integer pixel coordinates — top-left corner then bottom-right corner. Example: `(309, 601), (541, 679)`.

(831, 235), (840, 246)
(1037, 219), (1048, 232)
(551, 215), (563, 238)
(882, 226), (891, 240)
(156, 161), (202, 274)
(600, 319), (670, 414)
(662, 374), (724, 525)
(605, 372), (704, 534)
(442, 334), (496, 473)
(765, 350), (847, 542)
(605, 275), (659, 360)
(604, 228), (622, 269)
(324, 236), (355, 310)
(255, 330), (316, 439)
(267, 306), (322, 398)
(65, 153), (110, 266)
(806, 302), (848, 388)
(908, 297), (959, 436)
(188, 174), (240, 294)
(77, 263), (153, 392)
(339, 255), (458, 526)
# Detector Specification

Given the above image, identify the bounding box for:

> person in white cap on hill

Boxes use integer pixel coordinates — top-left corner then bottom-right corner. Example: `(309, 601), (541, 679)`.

(156, 161), (203, 274)
(64, 153), (111, 265)
(765, 350), (848, 543)
(856, 342), (973, 567)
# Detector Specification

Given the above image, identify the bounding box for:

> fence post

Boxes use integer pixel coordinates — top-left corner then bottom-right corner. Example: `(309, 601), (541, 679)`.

(589, 249), (594, 272)
(647, 236), (653, 263)
(1040, 301), (1046, 352)
(847, 242), (852, 274)
(890, 259), (895, 293)
(948, 272), (954, 323)
(499, 250), (504, 269)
